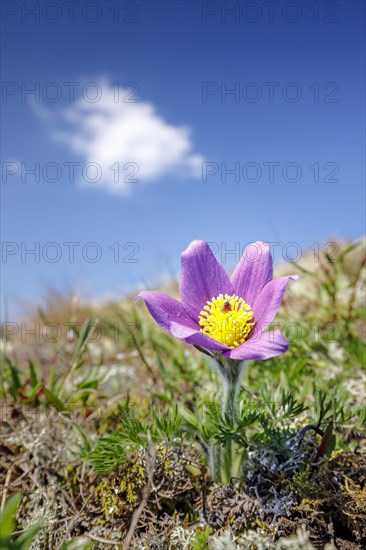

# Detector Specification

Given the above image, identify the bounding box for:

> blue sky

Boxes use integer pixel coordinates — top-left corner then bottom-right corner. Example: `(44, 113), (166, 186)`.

(1, 0), (365, 318)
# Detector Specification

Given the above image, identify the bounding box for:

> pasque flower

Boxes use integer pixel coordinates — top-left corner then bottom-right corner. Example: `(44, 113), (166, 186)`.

(135, 240), (297, 361)
(136, 240), (298, 483)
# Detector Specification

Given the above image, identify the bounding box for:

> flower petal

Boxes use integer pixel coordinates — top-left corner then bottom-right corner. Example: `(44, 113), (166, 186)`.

(231, 241), (273, 305)
(252, 275), (298, 331)
(222, 329), (289, 360)
(134, 291), (198, 334)
(170, 322), (231, 351)
(179, 240), (233, 319)
(135, 291), (230, 351)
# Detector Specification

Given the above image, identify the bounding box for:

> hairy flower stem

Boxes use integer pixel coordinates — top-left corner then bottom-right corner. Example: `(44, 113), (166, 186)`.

(221, 365), (243, 419)
(213, 355), (245, 483)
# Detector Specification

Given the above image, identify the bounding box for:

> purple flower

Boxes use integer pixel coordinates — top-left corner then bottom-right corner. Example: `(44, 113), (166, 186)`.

(135, 240), (298, 361)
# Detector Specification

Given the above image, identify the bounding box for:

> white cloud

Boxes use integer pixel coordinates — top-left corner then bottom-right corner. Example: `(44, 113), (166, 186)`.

(48, 80), (204, 193)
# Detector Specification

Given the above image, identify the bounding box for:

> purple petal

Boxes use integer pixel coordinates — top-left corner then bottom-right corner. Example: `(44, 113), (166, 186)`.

(135, 291), (230, 351)
(222, 330), (289, 360)
(252, 275), (298, 331)
(170, 322), (231, 351)
(179, 240), (233, 319)
(134, 291), (198, 334)
(231, 241), (273, 305)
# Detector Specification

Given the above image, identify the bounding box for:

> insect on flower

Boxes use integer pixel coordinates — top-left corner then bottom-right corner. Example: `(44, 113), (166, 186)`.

(221, 300), (232, 313)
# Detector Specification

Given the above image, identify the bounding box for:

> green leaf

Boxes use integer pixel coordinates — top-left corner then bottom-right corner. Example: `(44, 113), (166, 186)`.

(338, 241), (361, 263)
(73, 424), (93, 453)
(28, 361), (38, 387)
(315, 420), (335, 461)
(153, 392), (171, 403)
(43, 387), (65, 411)
(0, 493), (21, 537)
(75, 319), (96, 355)
(6, 358), (22, 391)
(16, 522), (43, 549)
(89, 432), (127, 473)
(77, 379), (100, 390)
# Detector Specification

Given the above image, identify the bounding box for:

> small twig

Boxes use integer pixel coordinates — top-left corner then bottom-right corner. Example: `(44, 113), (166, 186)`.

(240, 384), (262, 403)
(1, 465), (14, 511)
(85, 533), (120, 545)
(201, 474), (208, 523)
(56, 488), (97, 549)
(11, 514), (89, 536)
(17, 462), (40, 490)
(59, 487), (78, 514)
(240, 384), (274, 419)
(6, 460), (30, 489)
(86, 394), (125, 421)
(123, 431), (156, 549)
(133, 338), (158, 385)
(298, 424), (324, 440)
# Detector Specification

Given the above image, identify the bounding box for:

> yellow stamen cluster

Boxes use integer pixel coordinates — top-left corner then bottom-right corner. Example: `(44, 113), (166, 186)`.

(198, 293), (255, 348)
